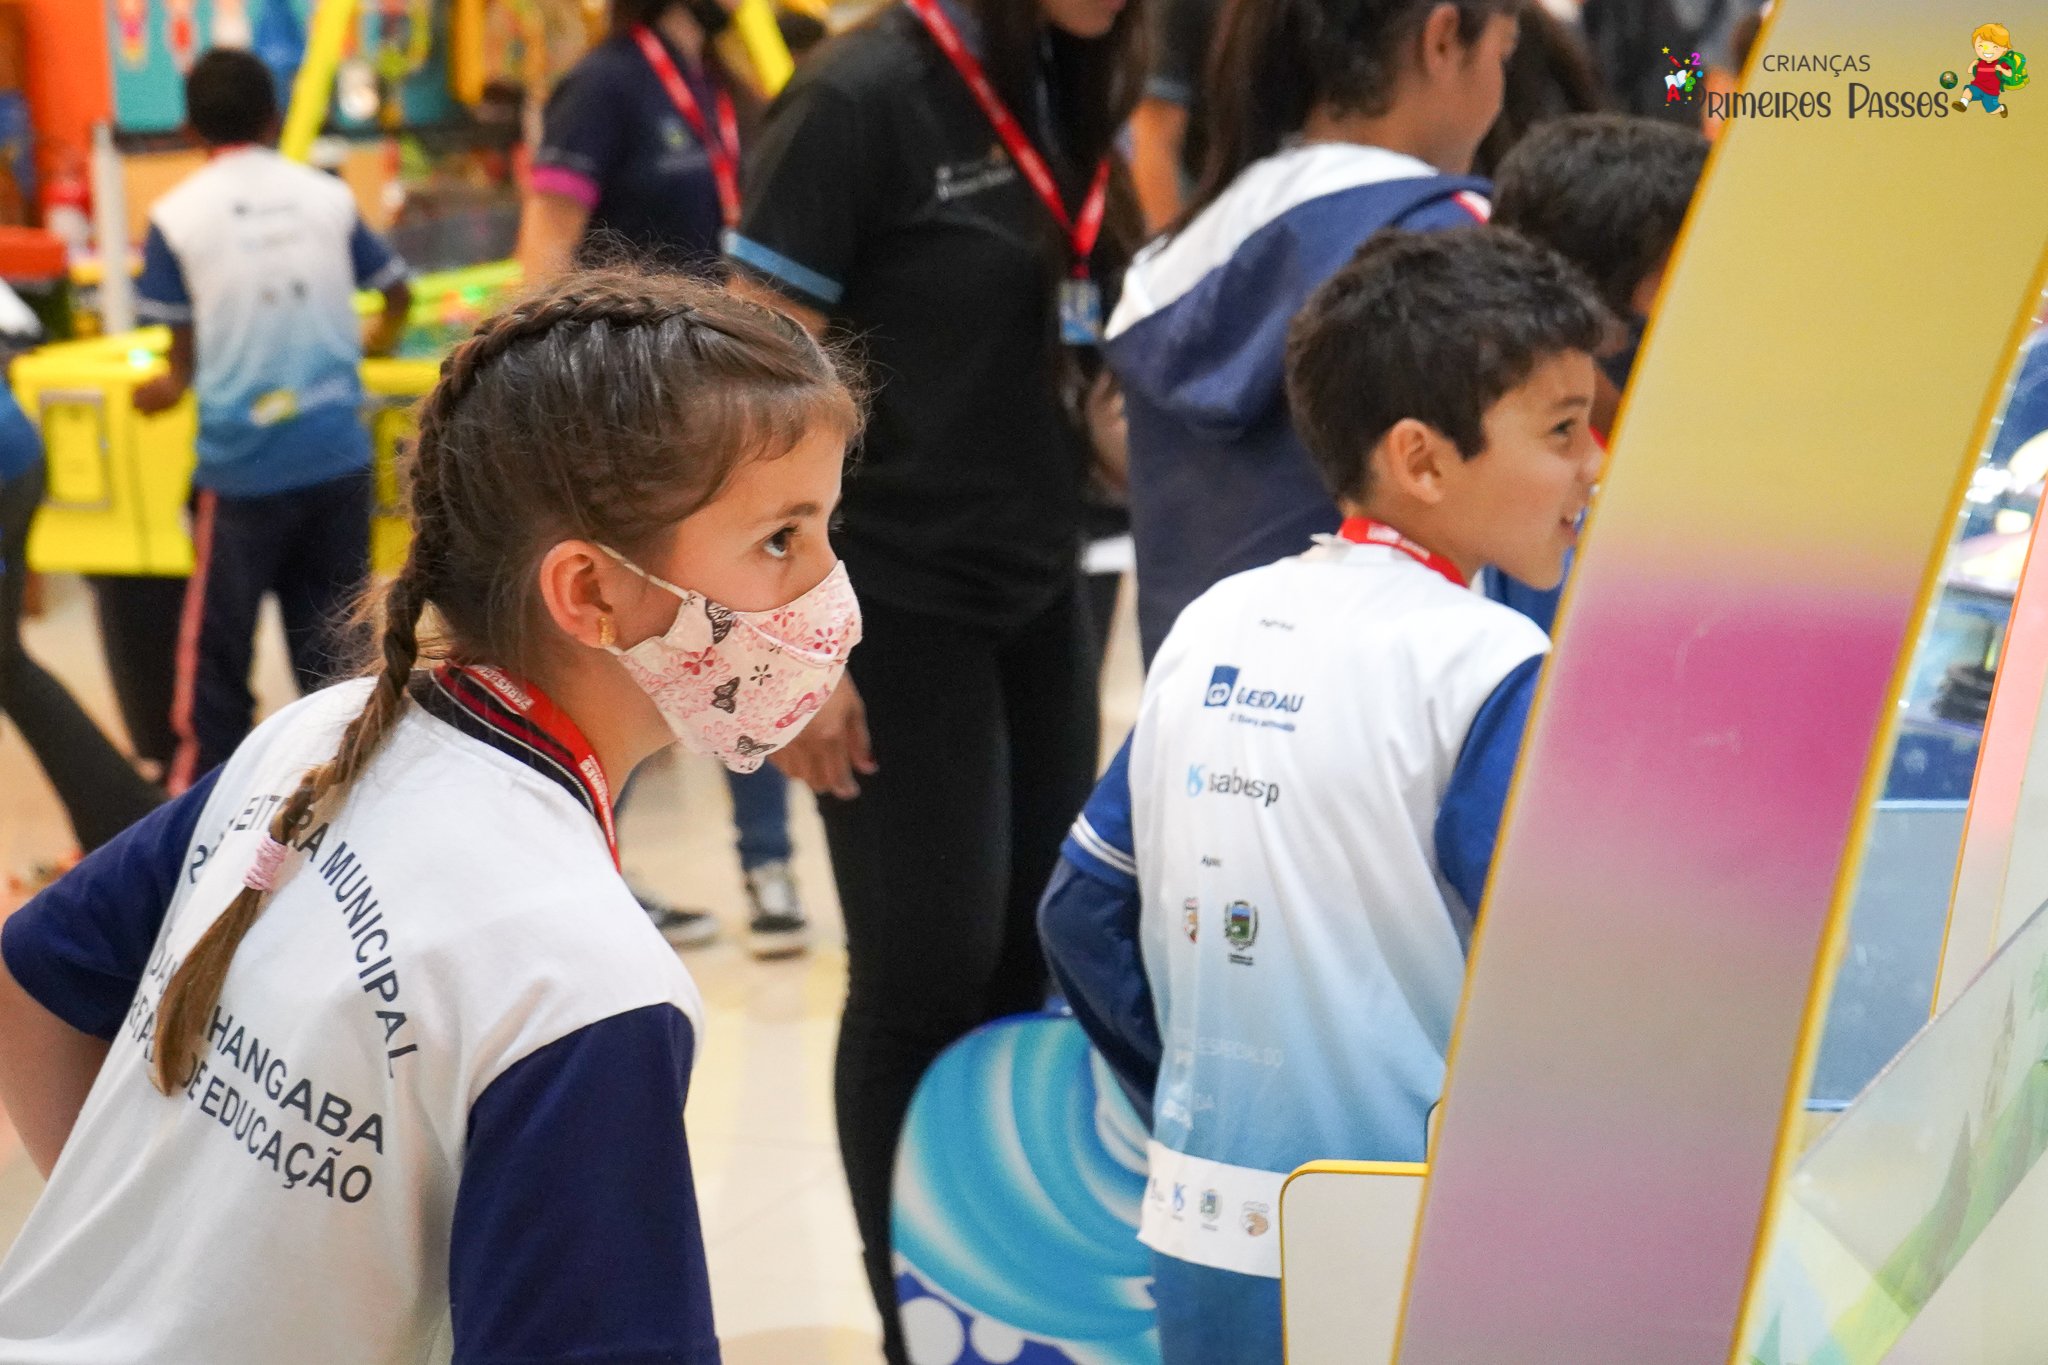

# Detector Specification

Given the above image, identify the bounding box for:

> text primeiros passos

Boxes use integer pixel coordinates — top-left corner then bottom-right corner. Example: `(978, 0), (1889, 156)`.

(1705, 53), (1954, 121)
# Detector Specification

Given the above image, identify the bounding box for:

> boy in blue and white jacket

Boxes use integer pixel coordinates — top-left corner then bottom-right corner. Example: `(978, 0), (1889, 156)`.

(1041, 226), (1612, 1365)
(1103, 0), (1520, 662)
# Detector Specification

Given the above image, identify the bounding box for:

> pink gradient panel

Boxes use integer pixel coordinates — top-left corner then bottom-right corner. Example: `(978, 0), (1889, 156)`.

(1392, 1), (2048, 1353)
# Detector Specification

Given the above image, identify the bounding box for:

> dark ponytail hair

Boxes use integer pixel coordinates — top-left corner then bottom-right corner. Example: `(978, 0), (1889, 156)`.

(151, 271), (860, 1093)
(1180, 0), (1510, 230)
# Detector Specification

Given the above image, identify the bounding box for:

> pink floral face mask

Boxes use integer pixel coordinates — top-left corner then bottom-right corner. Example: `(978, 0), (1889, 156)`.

(601, 547), (861, 772)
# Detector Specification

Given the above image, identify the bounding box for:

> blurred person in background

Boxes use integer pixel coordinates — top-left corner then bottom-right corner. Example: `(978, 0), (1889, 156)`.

(724, 0), (1147, 1349)
(0, 381), (165, 869)
(133, 50), (410, 794)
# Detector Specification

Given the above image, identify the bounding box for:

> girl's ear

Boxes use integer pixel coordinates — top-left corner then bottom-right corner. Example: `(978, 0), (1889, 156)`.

(536, 541), (620, 650)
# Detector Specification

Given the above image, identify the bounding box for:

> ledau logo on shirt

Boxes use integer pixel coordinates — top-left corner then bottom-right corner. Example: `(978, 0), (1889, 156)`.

(1201, 663), (1305, 733)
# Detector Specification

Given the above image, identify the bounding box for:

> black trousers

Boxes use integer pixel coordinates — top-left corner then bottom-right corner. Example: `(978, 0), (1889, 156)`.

(0, 464), (164, 850)
(821, 582), (1100, 1364)
(170, 472), (371, 791)
(86, 572), (190, 770)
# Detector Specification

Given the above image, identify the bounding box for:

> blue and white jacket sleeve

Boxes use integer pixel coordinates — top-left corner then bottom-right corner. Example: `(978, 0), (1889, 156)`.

(450, 1002), (719, 1364)
(1434, 655), (1543, 922)
(349, 218), (411, 292)
(1038, 733), (1160, 1117)
(1, 769), (218, 1037)
(135, 224), (193, 327)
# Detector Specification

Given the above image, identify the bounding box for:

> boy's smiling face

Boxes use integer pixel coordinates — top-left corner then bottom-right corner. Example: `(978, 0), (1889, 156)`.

(1434, 350), (1603, 590)
(1977, 37), (2008, 61)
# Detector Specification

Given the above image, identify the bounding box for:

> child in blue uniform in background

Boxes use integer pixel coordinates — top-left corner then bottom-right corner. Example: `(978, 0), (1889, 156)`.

(133, 48), (411, 794)
(1042, 227), (1610, 1365)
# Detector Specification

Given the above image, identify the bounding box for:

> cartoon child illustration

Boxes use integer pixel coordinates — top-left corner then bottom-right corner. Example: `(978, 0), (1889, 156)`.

(1951, 23), (2029, 117)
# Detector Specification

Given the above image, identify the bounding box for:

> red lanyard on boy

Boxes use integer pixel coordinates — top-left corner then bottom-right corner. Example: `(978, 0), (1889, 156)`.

(903, 0), (1111, 342)
(1338, 517), (1466, 588)
(632, 24), (743, 228)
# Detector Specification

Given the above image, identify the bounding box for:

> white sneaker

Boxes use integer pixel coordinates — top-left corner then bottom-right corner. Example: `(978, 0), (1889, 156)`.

(744, 860), (811, 959)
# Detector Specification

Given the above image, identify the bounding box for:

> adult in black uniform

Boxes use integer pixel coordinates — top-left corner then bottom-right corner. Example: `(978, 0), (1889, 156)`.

(726, 0), (1143, 1353)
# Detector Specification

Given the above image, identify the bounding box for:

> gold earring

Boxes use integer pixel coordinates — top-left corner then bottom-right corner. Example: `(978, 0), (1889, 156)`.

(598, 614), (616, 649)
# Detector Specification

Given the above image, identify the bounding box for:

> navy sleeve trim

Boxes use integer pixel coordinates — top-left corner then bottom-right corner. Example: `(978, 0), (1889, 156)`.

(1059, 732), (1137, 889)
(1064, 814), (1137, 886)
(450, 1003), (719, 1365)
(349, 218), (411, 292)
(1038, 857), (1159, 1121)
(135, 223), (192, 316)
(1435, 655), (1543, 922)
(1, 768), (214, 1040)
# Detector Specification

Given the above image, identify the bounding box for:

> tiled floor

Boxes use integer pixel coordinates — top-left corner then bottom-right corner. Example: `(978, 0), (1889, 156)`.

(0, 568), (1140, 1363)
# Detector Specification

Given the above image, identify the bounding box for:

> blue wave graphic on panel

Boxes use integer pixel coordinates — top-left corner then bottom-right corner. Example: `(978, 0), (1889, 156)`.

(893, 1014), (1160, 1365)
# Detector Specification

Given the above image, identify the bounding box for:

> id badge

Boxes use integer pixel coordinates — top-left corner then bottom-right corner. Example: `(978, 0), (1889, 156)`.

(1060, 277), (1103, 346)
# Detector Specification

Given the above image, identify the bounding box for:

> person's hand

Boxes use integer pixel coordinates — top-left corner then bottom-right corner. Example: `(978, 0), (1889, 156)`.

(132, 375), (185, 416)
(363, 317), (404, 359)
(770, 678), (876, 799)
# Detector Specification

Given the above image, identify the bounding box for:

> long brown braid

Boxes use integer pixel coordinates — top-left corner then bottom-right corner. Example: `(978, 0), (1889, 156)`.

(150, 270), (861, 1093)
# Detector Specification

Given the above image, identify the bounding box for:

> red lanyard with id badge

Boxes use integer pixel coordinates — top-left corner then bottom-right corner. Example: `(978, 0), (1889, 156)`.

(904, 0), (1111, 345)
(632, 25), (743, 228)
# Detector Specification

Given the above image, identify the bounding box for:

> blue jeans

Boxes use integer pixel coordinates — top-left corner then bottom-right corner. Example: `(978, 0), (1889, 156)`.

(1965, 84), (2003, 111)
(1151, 1253), (1282, 1365)
(726, 764), (792, 870)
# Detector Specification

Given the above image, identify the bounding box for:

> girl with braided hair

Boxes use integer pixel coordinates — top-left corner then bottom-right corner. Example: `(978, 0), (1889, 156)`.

(0, 271), (862, 1364)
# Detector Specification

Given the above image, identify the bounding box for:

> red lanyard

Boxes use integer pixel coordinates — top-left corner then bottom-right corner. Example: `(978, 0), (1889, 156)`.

(1337, 517), (1466, 588)
(443, 664), (621, 869)
(903, 0), (1109, 280)
(632, 25), (742, 229)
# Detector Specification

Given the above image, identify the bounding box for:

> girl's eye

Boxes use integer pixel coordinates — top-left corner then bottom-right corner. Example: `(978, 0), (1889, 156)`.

(1552, 419), (1578, 441)
(765, 526), (797, 560)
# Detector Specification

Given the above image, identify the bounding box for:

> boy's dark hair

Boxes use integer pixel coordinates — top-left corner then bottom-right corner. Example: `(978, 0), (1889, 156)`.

(1286, 226), (1610, 503)
(1491, 113), (1709, 317)
(185, 48), (279, 147)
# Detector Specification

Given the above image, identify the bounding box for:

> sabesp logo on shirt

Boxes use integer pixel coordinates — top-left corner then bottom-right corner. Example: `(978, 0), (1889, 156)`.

(1186, 764), (1282, 807)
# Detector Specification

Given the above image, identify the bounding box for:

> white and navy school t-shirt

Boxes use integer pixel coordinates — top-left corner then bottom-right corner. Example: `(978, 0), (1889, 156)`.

(135, 147), (409, 497)
(0, 667), (717, 1364)
(1127, 538), (1545, 1278)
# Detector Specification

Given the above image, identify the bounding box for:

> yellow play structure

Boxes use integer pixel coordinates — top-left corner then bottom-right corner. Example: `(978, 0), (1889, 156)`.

(17, 0), (803, 580)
